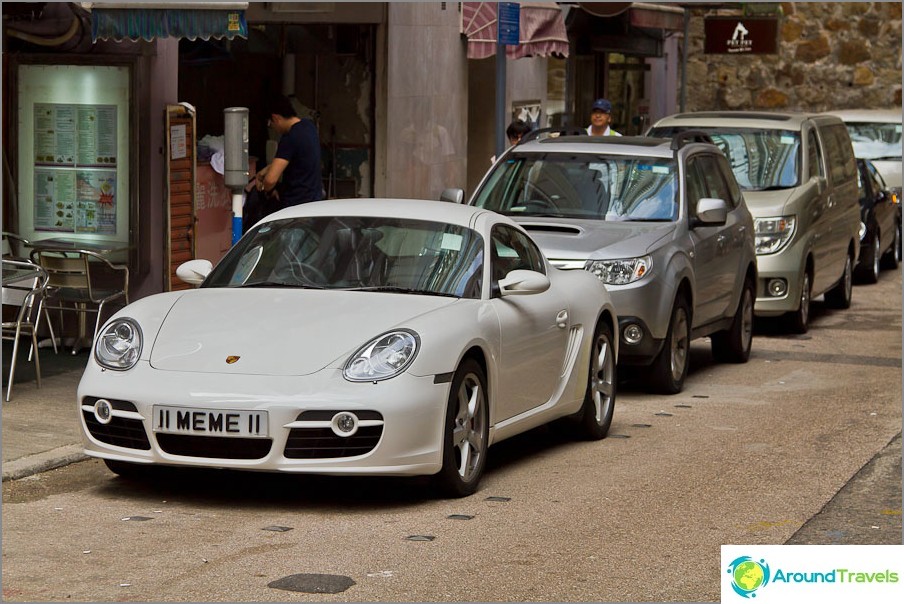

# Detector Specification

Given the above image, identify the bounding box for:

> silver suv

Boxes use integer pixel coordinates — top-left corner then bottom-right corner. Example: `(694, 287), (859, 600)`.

(465, 130), (757, 394)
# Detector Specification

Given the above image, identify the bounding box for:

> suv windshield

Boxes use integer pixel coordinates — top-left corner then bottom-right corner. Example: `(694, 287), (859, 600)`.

(650, 127), (800, 191)
(203, 216), (484, 298)
(845, 122), (902, 161)
(473, 153), (678, 222)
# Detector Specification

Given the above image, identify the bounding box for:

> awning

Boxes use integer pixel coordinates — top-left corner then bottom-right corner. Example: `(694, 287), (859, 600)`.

(462, 2), (569, 60)
(88, 2), (248, 42)
(567, 2), (684, 57)
(580, 2), (684, 31)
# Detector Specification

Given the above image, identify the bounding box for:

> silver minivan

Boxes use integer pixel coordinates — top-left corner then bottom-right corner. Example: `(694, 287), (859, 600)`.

(649, 112), (861, 333)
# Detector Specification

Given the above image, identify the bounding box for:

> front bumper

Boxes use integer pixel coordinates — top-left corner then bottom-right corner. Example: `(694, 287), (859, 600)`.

(77, 361), (449, 476)
(752, 243), (806, 317)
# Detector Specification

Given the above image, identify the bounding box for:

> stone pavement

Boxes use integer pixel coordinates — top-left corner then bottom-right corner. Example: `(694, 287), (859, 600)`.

(1, 341), (88, 481)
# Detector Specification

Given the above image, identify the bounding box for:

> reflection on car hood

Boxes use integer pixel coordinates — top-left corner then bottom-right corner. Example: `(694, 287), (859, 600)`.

(514, 218), (675, 260)
(149, 288), (457, 376)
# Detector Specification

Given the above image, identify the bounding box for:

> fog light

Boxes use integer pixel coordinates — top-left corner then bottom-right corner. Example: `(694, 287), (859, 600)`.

(623, 323), (644, 345)
(767, 278), (787, 297)
(93, 399), (113, 425)
(331, 412), (359, 438)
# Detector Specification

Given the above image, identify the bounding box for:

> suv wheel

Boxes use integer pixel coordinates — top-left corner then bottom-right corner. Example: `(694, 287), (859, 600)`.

(825, 251), (853, 309)
(649, 297), (690, 395)
(785, 271), (811, 334)
(712, 277), (754, 363)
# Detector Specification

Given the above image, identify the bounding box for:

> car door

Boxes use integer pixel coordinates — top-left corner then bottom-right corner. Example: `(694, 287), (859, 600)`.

(684, 154), (737, 325)
(805, 126), (836, 294)
(813, 125), (851, 292)
(866, 161), (896, 254)
(488, 224), (571, 421)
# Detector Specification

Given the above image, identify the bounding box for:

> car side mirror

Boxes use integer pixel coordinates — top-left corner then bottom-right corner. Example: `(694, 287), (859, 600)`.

(176, 259), (213, 286)
(439, 188), (465, 204)
(694, 197), (729, 226)
(498, 269), (551, 296)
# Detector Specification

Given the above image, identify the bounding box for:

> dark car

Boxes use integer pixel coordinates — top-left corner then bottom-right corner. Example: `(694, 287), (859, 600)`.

(854, 158), (901, 283)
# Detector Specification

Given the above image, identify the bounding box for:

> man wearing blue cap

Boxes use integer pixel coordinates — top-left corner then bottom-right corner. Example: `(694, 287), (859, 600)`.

(586, 98), (622, 136)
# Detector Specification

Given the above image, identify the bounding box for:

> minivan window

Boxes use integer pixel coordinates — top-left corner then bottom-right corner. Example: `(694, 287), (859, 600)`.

(807, 130), (824, 180)
(822, 124), (858, 187)
(473, 153), (678, 222)
(649, 127), (801, 191)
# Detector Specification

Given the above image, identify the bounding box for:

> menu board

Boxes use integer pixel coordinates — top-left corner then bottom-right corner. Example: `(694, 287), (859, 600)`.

(32, 103), (118, 233)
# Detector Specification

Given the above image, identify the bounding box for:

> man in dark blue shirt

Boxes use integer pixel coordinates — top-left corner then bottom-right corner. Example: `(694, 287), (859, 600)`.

(256, 95), (323, 207)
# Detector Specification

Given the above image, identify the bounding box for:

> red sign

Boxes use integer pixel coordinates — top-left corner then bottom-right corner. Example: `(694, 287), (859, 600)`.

(704, 17), (779, 54)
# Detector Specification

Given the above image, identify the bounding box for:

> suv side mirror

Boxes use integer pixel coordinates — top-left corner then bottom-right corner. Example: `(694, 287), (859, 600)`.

(439, 188), (465, 204)
(694, 198), (728, 226)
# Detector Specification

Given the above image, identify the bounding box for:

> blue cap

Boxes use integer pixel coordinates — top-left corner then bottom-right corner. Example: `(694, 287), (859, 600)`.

(591, 98), (612, 113)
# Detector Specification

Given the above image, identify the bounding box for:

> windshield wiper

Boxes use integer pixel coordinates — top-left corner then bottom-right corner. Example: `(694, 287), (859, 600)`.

(349, 285), (459, 298)
(871, 156), (902, 161)
(238, 281), (326, 289)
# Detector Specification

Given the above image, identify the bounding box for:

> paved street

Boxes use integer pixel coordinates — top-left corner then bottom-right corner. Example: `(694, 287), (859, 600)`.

(1, 269), (901, 602)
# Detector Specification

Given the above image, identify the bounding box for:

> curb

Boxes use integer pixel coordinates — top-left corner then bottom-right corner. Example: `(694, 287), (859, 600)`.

(1, 445), (89, 482)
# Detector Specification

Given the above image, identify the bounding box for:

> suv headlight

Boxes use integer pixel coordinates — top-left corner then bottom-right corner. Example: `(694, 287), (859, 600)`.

(585, 256), (652, 285)
(344, 330), (420, 382)
(755, 215), (796, 255)
(95, 318), (142, 370)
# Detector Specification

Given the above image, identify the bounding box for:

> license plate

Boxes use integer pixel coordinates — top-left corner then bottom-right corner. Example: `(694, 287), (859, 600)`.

(152, 406), (268, 438)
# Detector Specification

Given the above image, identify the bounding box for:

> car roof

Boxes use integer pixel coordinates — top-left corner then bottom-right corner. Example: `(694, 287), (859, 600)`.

(512, 135), (678, 159)
(651, 110), (828, 130)
(260, 198), (494, 228)
(825, 108), (903, 124)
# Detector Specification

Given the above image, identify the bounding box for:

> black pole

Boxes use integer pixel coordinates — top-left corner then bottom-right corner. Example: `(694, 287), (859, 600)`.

(495, 37), (507, 158)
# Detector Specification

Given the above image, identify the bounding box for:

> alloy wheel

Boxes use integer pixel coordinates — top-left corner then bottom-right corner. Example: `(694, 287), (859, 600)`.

(452, 373), (486, 483)
(670, 307), (689, 382)
(589, 333), (615, 425)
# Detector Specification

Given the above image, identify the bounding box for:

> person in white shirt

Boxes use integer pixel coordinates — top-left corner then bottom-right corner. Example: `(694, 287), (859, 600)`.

(586, 98), (622, 136)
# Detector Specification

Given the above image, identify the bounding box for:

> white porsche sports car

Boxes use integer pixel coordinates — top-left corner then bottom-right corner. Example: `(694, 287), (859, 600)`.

(79, 199), (618, 497)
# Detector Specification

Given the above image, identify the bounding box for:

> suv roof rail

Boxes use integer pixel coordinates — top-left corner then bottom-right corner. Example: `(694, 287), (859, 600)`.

(518, 127), (587, 144)
(670, 129), (715, 150)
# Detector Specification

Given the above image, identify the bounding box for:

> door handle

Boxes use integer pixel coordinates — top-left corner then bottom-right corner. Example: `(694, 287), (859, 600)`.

(556, 310), (568, 328)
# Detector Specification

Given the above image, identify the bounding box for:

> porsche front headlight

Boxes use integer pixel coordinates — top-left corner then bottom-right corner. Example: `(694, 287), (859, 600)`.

(95, 318), (142, 370)
(344, 330), (419, 382)
(585, 255), (652, 285)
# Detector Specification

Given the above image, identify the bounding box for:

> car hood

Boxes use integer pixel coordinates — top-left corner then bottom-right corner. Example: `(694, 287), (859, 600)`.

(742, 188), (797, 218)
(514, 218), (675, 260)
(149, 288), (457, 376)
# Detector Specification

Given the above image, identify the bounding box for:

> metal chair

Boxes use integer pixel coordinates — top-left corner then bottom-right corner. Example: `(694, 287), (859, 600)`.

(2, 259), (49, 401)
(2, 231), (57, 357)
(31, 248), (129, 354)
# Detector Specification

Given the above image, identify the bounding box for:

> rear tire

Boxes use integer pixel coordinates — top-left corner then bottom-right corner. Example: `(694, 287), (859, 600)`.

(825, 251), (853, 309)
(785, 270), (811, 334)
(880, 221), (901, 270)
(577, 322), (616, 440)
(432, 359), (489, 498)
(648, 297), (690, 395)
(712, 277), (754, 363)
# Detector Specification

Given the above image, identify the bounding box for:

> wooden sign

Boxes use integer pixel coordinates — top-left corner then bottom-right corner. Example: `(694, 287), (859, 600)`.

(704, 17), (779, 54)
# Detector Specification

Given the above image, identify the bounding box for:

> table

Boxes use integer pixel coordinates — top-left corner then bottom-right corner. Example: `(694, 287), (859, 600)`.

(28, 237), (130, 255)
(2, 263), (43, 287)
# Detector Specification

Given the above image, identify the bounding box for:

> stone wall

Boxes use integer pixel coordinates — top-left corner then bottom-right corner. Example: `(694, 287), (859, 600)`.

(685, 2), (902, 112)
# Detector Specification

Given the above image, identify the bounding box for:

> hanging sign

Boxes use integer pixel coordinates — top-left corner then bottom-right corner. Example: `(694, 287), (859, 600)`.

(498, 2), (520, 46)
(704, 17), (779, 54)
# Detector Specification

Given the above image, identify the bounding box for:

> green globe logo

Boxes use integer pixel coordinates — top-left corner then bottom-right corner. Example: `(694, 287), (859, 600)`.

(727, 556), (771, 598)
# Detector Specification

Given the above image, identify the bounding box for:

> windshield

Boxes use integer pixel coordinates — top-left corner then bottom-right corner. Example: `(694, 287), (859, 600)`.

(472, 153), (678, 222)
(203, 216), (484, 298)
(846, 122), (902, 161)
(650, 127), (800, 190)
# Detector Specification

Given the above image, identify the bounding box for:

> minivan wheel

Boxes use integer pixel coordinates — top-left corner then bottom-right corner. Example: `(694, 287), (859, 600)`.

(785, 271), (811, 334)
(880, 221), (900, 270)
(711, 278), (754, 363)
(649, 297), (690, 395)
(855, 228), (880, 284)
(825, 252), (853, 309)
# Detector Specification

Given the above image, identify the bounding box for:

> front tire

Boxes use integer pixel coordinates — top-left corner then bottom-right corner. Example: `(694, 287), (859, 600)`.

(785, 270), (811, 334)
(649, 297), (691, 395)
(577, 322), (616, 440)
(104, 459), (155, 480)
(825, 251), (853, 309)
(712, 277), (754, 363)
(432, 359), (489, 498)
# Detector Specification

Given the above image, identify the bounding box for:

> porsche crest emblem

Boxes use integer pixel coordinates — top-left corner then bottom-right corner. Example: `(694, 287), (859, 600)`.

(225, 356), (240, 364)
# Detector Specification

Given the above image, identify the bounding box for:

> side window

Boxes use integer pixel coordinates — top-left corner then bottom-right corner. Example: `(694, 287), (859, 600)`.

(491, 225), (545, 287)
(822, 125), (857, 187)
(807, 130), (824, 180)
(715, 154), (743, 208)
(684, 157), (708, 217)
(697, 154), (734, 208)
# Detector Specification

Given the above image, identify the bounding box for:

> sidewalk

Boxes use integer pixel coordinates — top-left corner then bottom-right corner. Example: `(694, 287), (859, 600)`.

(1, 341), (89, 481)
